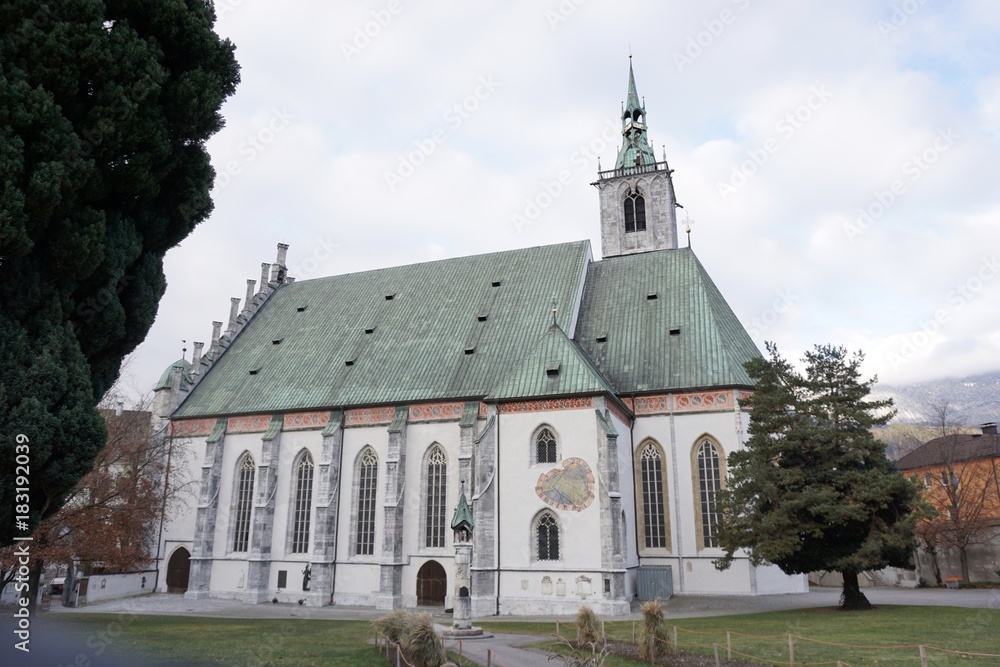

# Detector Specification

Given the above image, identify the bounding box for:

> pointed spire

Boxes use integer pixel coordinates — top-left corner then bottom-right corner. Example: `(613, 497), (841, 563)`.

(615, 57), (656, 170)
(626, 56), (642, 114)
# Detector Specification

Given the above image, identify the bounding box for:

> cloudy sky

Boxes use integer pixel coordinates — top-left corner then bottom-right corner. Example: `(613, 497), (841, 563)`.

(122, 0), (1000, 400)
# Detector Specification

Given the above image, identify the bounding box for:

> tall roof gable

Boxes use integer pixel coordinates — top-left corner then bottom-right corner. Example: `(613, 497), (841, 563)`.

(574, 247), (760, 392)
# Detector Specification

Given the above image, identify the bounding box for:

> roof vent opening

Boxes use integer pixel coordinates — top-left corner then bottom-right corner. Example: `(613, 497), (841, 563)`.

(272, 338), (283, 345)
(477, 314), (488, 322)
(296, 305), (307, 312)
(491, 280), (502, 287)
(669, 327), (681, 336)
(596, 333), (608, 343)
(364, 327), (375, 334)
(464, 347), (475, 355)
(646, 292), (658, 301)
(545, 361), (561, 378)
(345, 359), (356, 367)
(385, 293), (395, 301)
(249, 366), (261, 375)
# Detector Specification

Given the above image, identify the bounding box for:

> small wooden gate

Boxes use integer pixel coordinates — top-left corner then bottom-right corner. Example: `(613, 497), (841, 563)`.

(166, 547), (191, 593)
(416, 560), (446, 606)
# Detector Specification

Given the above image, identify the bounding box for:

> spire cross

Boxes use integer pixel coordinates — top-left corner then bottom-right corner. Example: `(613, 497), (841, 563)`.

(551, 295), (558, 326)
(181, 339), (187, 361)
(684, 215), (695, 248)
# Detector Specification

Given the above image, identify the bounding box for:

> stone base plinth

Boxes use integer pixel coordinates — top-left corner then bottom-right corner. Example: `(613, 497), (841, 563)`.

(441, 627), (490, 639)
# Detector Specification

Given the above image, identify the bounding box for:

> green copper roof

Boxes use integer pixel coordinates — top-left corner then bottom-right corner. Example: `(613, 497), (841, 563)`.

(174, 242), (592, 417)
(574, 248), (760, 392)
(153, 358), (192, 391)
(615, 60), (656, 170)
(488, 324), (617, 400)
(451, 491), (474, 531)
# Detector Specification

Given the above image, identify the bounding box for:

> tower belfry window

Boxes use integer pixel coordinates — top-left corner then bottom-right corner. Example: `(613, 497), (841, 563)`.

(624, 188), (646, 233)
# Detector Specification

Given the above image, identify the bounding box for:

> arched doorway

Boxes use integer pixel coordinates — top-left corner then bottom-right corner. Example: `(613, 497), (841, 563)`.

(166, 547), (191, 593)
(416, 560), (446, 606)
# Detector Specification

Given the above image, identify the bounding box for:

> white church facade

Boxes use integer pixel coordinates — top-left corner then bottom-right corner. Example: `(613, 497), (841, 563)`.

(151, 63), (807, 614)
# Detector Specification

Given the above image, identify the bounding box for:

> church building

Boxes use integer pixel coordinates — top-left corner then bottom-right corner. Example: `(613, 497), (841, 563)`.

(152, 63), (808, 614)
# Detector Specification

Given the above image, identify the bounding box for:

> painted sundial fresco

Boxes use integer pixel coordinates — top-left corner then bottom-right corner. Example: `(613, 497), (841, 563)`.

(535, 457), (595, 511)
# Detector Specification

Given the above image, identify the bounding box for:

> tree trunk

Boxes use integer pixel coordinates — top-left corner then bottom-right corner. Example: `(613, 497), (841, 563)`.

(26, 560), (43, 611)
(839, 570), (872, 611)
(959, 547), (970, 583)
(927, 545), (943, 586)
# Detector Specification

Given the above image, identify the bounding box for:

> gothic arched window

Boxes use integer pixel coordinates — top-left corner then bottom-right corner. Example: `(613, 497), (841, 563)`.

(290, 450), (314, 554)
(424, 446), (448, 548)
(695, 439), (724, 549)
(534, 426), (557, 464)
(624, 188), (646, 233)
(638, 441), (669, 550)
(535, 511), (560, 561)
(232, 453), (256, 552)
(355, 448), (378, 556)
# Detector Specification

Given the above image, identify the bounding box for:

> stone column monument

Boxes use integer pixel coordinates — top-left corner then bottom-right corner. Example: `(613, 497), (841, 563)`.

(444, 483), (485, 638)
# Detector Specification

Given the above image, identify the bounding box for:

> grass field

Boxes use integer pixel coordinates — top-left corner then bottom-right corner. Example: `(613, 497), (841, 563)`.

(45, 605), (1000, 667)
(480, 605), (1000, 666)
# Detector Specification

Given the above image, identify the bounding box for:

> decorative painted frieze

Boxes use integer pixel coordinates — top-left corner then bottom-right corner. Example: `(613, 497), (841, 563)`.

(170, 418), (217, 437)
(283, 411), (331, 430)
(227, 414), (272, 433)
(623, 390), (735, 416)
(499, 397), (594, 413)
(408, 402), (464, 422)
(344, 406), (396, 426)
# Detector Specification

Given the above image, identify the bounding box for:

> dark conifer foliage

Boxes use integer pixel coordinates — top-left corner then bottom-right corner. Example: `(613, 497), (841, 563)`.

(0, 0), (239, 543)
(716, 343), (921, 610)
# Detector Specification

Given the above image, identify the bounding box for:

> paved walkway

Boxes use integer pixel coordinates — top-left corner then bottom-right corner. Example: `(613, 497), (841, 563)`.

(43, 586), (998, 667)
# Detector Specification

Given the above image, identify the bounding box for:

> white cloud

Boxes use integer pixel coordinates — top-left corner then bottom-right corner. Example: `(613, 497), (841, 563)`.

(126, 0), (1000, 400)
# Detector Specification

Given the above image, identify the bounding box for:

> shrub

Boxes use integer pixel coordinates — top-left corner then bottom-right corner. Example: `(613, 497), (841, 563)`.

(639, 598), (670, 660)
(372, 608), (412, 646)
(575, 605), (601, 646)
(402, 612), (447, 667)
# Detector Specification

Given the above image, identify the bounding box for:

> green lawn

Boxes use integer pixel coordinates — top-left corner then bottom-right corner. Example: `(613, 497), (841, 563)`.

(480, 605), (1000, 666)
(44, 605), (1000, 667)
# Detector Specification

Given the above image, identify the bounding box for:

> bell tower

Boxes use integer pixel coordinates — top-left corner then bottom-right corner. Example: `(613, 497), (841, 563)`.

(593, 58), (679, 258)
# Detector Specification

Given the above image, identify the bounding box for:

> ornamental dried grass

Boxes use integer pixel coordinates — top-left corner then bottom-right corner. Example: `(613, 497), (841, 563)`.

(639, 598), (670, 660)
(402, 612), (447, 667)
(575, 605), (601, 646)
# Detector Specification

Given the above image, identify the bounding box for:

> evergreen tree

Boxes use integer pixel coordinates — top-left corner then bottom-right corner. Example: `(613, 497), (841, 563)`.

(716, 343), (921, 610)
(0, 0), (239, 544)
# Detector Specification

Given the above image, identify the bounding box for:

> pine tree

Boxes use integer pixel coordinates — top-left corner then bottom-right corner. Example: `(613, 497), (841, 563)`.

(0, 0), (239, 544)
(716, 343), (921, 610)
